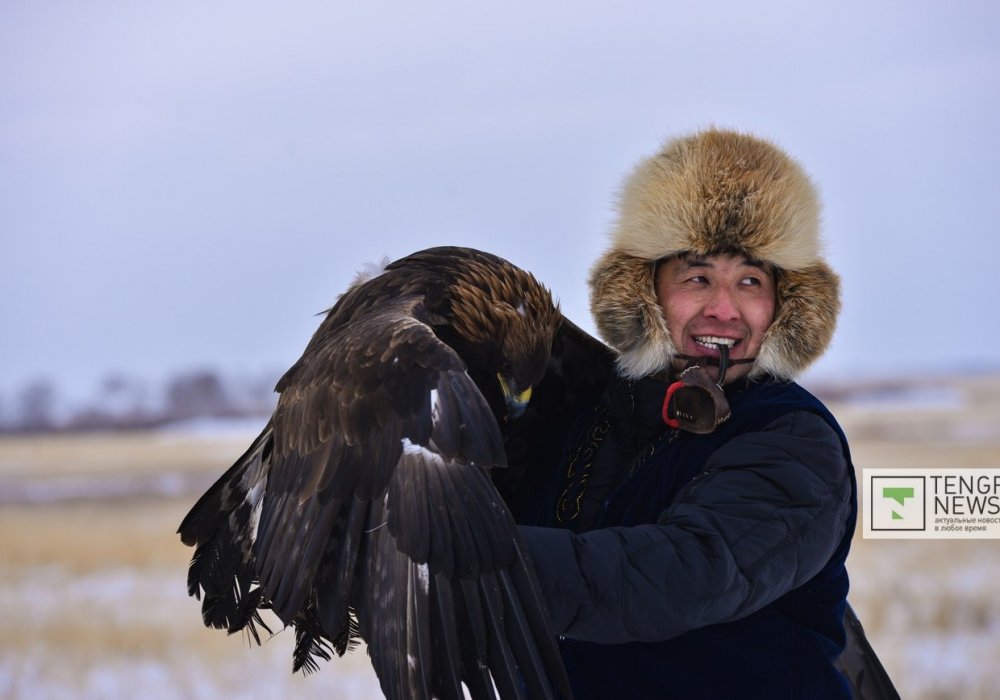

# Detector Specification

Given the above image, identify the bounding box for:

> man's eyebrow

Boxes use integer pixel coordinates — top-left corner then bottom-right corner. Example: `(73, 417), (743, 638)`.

(682, 256), (768, 270)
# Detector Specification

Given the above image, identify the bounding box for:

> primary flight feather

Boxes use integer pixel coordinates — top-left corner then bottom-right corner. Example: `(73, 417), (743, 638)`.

(178, 247), (609, 699)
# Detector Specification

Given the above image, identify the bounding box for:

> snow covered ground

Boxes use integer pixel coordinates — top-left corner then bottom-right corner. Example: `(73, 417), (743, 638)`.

(0, 505), (385, 700)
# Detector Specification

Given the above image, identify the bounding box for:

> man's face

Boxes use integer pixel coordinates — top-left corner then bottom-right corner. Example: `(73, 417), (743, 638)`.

(655, 253), (776, 383)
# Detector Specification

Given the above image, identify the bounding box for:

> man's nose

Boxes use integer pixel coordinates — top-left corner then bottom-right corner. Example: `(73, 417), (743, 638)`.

(704, 286), (739, 320)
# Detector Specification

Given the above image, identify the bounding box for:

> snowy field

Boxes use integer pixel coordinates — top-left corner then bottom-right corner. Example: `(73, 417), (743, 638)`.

(2, 374), (999, 699)
(0, 429), (384, 699)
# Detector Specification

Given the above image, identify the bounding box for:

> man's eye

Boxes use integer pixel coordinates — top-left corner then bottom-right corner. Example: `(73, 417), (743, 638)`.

(687, 275), (708, 284)
(740, 277), (761, 286)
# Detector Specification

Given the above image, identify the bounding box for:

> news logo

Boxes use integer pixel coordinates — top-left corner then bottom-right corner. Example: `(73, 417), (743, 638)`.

(870, 475), (925, 531)
(863, 469), (1000, 539)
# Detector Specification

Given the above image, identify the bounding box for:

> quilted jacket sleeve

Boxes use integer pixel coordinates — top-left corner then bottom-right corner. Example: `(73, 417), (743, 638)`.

(520, 409), (853, 644)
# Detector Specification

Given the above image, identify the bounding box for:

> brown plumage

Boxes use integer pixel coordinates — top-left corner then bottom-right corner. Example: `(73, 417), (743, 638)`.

(178, 247), (609, 699)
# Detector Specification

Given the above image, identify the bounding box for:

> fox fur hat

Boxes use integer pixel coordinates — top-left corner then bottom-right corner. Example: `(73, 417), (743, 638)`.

(590, 128), (840, 381)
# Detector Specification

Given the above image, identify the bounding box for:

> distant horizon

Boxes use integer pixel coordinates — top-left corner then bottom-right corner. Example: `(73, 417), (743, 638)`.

(3, 356), (998, 432)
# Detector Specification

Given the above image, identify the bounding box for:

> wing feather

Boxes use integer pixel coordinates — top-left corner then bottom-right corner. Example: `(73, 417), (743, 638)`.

(456, 577), (494, 694)
(429, 574), (466, 700)
(479, 570), (529, 700)
(313, 498), (367, 641)
(406, 561), (434, 699)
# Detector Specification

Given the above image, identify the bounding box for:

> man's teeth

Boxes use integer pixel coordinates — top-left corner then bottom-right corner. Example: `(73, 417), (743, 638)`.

(695, 336), (737, 348)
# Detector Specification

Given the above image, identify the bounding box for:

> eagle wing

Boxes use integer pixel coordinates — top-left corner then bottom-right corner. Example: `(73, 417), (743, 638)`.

(180, 285), (569, 699)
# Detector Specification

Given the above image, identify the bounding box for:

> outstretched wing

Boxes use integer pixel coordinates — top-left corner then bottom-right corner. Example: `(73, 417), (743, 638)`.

(181, 287), (569, 699)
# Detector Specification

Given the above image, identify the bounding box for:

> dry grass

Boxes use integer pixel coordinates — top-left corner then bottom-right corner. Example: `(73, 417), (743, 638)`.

(0, 430), (253, 478)
(2, 375), (999, 698)
(1, 499), (186, 572)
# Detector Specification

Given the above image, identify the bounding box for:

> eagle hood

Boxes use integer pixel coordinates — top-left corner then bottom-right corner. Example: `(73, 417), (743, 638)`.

(589, 128), (840, 381)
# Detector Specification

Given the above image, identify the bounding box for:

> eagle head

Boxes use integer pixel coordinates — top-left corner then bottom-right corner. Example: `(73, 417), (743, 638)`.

(447, 259), (561, 420)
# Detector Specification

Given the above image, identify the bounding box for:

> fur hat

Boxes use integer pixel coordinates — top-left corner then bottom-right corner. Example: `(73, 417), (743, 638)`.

(590, 128), (840, 380)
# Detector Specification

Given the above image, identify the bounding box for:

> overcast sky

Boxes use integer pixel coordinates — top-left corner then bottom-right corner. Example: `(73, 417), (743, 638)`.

(3, 1), (999, 409)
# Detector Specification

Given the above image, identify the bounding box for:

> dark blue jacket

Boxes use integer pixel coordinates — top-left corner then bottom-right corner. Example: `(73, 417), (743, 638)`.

(516, 376), (857, 699)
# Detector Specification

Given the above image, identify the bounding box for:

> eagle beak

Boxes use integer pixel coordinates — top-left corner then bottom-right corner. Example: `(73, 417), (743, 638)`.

(497, 373), (533, 419)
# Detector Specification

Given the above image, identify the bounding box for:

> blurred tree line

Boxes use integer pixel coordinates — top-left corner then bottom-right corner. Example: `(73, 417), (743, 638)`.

(0, 369), (280, 433)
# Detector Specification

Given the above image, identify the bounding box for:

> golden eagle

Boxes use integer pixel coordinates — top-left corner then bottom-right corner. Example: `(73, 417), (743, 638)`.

(178, 247), (612, 699)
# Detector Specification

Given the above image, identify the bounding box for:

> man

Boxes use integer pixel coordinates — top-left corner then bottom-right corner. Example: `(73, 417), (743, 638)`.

(513, 129), (857, 698)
